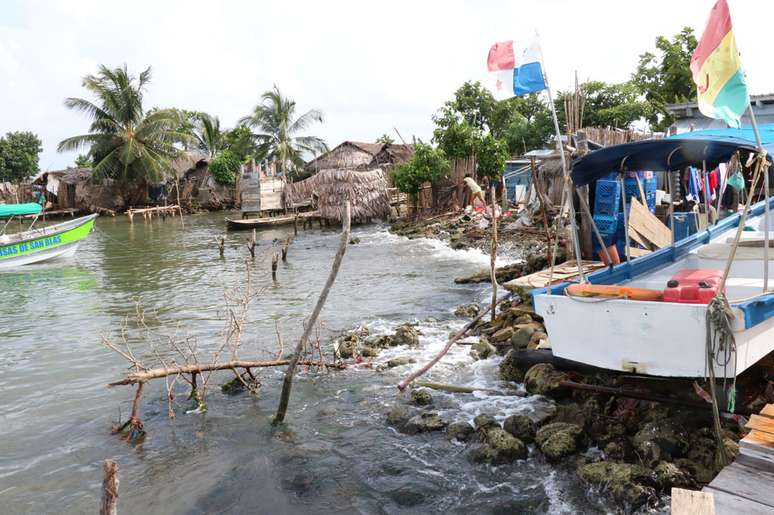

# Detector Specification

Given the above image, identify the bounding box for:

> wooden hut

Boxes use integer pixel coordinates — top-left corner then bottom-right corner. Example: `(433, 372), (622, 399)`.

(303, 141), (415, 178)
(284, 168), (390, 223)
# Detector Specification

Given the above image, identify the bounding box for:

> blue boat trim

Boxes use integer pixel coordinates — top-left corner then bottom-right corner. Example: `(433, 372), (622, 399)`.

(531, 197), (774, 330)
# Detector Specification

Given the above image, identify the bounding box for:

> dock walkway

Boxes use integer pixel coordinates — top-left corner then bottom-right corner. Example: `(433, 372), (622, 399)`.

(694, 403), (774, 513)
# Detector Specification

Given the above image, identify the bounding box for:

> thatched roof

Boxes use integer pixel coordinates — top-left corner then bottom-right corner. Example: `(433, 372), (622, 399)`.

(304, 141), (414, 173)
(171, 151), (209, 179)
(285, 168), (390, 222)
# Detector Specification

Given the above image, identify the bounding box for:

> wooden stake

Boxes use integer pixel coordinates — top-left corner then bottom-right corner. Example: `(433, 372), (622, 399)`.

(490, 185), (498, 323)
(271, 253), (278, 281)
(100, 460), (119, 515)
(218, 236), (225, 258)
(246, 229), (256, 259)
(281, 237), (290, 262)
(274, 200), (351, 424)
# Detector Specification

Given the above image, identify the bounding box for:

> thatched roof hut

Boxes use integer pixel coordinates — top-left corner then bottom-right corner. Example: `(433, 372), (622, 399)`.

(304, 141), (414, 176)
(285, 168), (390, 222)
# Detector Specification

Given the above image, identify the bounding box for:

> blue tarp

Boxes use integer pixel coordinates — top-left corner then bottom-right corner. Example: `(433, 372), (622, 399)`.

(571, 124), (774, 187)
(0, 203), (42, 218)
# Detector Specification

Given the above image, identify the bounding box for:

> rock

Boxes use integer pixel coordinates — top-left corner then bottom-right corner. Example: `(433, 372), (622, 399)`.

(386, 405), (420, 431)
(392, 324), (420, 346)
(348, 237), (361, 244)
(527, 331), (548, 350)
(577, 461), (656, 509)
(335, 338), (357, 359)
(385, 356), (416, 368)
(359, 346), (379, 358)
(632, 419), (689, 460)
(527, 398), (557, 426)
(447, 421), (475, 442)
(367, 335), (395, 348)
(481, 427), (527, 463)
(499, 349), (525, 382)
(514, 314), (533, 325)
(410, 388), (433, 406)
(490, 326), (514, 343)
(524, 363), (570, 397)
(676, 428), (730, 484)
(474, 413), (499, 432)
(510, 326), (536, 349)
(603, 441), (626, 461)
(535, 422), (584, 461)
(470, 338), (497, 360)
(654, 461), (694, 490)
(454, 303), (480, 317)
(503, 415), (536, 443)
(403, 412), (447, 435)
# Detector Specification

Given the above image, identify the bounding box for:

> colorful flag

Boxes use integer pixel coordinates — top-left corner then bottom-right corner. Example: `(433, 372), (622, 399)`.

(487, 38), (546, 100)
(690, 0), (750, 128)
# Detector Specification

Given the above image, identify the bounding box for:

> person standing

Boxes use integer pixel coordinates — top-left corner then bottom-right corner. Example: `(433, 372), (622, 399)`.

(463, 174), (485, 208)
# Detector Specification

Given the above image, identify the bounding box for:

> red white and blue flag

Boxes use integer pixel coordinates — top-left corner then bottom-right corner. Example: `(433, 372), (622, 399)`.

(487, 37), (547, 100)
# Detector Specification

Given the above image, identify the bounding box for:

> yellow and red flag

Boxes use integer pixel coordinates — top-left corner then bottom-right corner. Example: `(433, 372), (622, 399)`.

(690, 0), (749, 128)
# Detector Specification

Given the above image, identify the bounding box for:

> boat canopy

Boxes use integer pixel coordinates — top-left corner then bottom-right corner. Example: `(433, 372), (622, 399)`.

(0, 203), (43, 218)
(571, 124), (774, 187)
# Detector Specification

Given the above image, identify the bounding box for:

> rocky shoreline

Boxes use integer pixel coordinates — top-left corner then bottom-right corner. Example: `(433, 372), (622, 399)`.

(342, 215), (774, 513)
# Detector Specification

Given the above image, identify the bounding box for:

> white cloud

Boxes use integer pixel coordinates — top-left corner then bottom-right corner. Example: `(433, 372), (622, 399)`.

(1, 0), (773, 170)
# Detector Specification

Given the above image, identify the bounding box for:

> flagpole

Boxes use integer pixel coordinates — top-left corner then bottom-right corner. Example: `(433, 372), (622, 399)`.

(747, 105), (769, 292)
(541, 50), (585, 283)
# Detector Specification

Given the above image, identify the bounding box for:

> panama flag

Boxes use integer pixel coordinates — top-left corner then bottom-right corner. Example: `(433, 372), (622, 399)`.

(690, 0), (749, 128)
(487, 37), (547, 100)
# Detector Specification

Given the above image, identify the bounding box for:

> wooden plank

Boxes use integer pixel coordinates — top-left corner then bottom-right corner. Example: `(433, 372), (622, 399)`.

(746, 414), (774, 437)
(628, 247), (652, 258)
(704, 486), (773, 515)
(735, 451), (774, 474)
(760, 404), (774, 418)
(671, 488), (715, 515)
(708, 462), (774, 508)
(742, 430), (774, 456)
(504, 261), (606, 289)
(628, 197), (671, 248)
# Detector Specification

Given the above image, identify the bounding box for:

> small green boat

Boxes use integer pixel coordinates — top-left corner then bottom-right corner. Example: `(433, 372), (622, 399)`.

(0, 203), (97, 268)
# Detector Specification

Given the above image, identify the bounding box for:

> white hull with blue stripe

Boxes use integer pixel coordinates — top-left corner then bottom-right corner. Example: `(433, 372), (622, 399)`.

(534, 198), (774, 378)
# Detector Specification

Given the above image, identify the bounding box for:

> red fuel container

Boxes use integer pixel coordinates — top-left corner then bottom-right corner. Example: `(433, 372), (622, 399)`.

(662, 269), (724, 304)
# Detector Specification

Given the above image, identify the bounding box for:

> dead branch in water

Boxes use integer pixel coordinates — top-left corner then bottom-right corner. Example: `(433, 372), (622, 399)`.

(100, 460), (119, 515)
(274, 200), (352, 424)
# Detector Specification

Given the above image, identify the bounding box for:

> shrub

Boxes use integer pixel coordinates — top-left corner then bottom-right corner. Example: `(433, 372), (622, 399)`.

(209, 150), (241, 185)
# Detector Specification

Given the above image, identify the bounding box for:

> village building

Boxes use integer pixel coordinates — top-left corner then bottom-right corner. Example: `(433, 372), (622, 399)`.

(666, 93), (774, 133)
(303, 141), (415, 178)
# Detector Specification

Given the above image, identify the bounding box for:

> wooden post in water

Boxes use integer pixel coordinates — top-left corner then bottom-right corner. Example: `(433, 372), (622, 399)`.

(271, 253), (279, 281)
(246, 229), (256, 259)
(218, 236), (225, 258)
(100, 460), (119, 515)
(490, 185), (498, 323)
(281, 237), (290, 262)
(274, 200), (351, 424)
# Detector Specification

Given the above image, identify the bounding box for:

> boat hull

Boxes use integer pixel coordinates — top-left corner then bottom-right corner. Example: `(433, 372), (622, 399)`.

(226, 215), (297, 230)
(534, 294), (774, 378)
(0, 214), (97, 268)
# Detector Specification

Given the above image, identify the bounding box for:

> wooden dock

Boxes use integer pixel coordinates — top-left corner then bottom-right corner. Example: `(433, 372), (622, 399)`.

(674, 403), (774, 514)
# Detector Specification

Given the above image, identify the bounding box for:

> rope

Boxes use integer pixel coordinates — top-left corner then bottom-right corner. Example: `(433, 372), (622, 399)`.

(705, 293), (735, 468)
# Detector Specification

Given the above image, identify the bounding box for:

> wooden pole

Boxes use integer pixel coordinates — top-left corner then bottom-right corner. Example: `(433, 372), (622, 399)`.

(218, 236), (225, 258)
(490, 185), (498, 323)
(274, 200), (351, 424)
(100, 460), (119, 515)
(748, 104), (769, 291)
(271, 253), (278, 281)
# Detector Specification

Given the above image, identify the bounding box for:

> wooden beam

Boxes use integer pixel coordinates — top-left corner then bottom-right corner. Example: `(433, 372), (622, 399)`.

(671, 488), (715, 515)
(746, 414), (774, 437)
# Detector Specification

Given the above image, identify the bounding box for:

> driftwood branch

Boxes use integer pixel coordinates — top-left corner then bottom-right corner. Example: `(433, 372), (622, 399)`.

(274, 200), (351, 424)
(397, 294), (511, 391)
(100, 460), (119, 515)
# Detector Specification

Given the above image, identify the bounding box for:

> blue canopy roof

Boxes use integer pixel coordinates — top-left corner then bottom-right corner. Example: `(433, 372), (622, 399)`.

(571, 125), (774, 187)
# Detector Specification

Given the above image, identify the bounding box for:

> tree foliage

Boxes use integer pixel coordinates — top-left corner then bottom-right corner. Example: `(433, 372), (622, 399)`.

(239, 85), (327, 177)
(475, 134), (509, 180)
(490, 95), (553, 154)
(222, 126), (259, 163)
(58, 65), (191, 184)
(376, 134), (394, 145)
(632, 27), (697, 130)
(74, 153), (93, 168)
(0, 131), (43, 183)
(209, 149), (241, 185)
(556, 81), (650, 131)
(392, 143), (449, 195)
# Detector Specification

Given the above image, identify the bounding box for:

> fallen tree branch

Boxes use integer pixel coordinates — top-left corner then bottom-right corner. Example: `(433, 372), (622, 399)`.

(415, 381), (524, 396)
(109, 359), (346, 386)
(397, 293), (512, 391)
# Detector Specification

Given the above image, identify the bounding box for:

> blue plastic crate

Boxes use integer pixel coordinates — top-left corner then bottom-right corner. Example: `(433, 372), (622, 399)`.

(672, 212), (700, 242)
(594, 180), (620, 217)
(593, 214), (618, 237)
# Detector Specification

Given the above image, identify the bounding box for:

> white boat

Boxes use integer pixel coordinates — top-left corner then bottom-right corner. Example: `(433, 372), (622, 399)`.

(533, 127), (774, 378)
(0, 204), (97, 268)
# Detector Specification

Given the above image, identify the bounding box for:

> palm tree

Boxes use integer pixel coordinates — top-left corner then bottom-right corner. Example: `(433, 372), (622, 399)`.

(239, 85), (327, 176)
(58, 65), (189, 184)
(183, 111), (224, 158)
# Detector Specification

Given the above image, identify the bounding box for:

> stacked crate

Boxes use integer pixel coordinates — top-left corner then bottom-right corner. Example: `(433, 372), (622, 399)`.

(592, 180), (620, 252)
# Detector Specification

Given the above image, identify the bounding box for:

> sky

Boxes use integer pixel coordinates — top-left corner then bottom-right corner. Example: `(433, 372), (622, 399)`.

(1, 0), (773, 171)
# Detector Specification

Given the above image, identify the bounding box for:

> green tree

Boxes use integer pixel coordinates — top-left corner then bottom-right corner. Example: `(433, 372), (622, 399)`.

(632, 27), (698, 130)
(0, 131), (43, 183)
(442, 81), (496, 131)
(391, 143), (449, 195)
(58, 65), (190, 185)
(74, 153), (93, 168)
(475, 134), (508, 180)
(490, 95), (553, 154)
(189, 112), (224, 158)
(432, 111), (479, 160)
(222, 126), (258, 162)
(239, 85), (327, 177)
(555, 81), (650, 130)
(209, 149), (240, 185)
(376, 134), (394, 145)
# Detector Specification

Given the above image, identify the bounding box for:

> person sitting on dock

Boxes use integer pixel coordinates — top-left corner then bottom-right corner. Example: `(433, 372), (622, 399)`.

(463, 175), (485, 209)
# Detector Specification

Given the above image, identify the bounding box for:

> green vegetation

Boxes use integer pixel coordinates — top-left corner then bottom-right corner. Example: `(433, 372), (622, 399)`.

(74, 153), (93, 168)
(208, 150), (241, 185)
(0, 131), (43, 183)
(376, 134), (395, 145)
(392, 143), (449, 195)
(58, 65), (190, 184)
(240, 85), (328, 178)
(475, 134), (508, 181)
